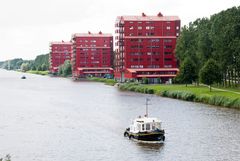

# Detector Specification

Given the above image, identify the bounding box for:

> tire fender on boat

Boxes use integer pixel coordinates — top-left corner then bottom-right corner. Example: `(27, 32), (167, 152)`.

(129, 135), (133, 139)
(162, 135), (165, 141)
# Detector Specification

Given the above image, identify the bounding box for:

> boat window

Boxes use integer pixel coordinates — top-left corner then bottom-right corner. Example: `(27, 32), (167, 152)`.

(155, 122), (161, 129)
(152, 124), (155, 130)
(137, 124), (141, 131)
(142, 124), (145, 130)
(146, 123), (150, 130)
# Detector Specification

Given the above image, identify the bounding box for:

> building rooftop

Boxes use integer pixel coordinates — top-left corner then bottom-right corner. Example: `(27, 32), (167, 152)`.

(116, 12), (180, 22)
(72, 32), (112, 38)
(50, 41), (72, 45)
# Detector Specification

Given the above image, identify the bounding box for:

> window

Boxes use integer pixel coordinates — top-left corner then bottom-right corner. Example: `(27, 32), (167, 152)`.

(164, 65), (172, 68)
(131, 45), (143, 49)
(176, 26), (179, 30)
(146, 26), (154, 30)
(138, 26), (142, 30)
(164, 39), (172, 43)
(147, 52), (151, 55)
(150, 39), (160, 42)
(146, 123), (150, 130)
(130, 26), (134, 30)
(164, 58), (172, 61)
(164, 45), (172, 49)
(152, 124), (155, 130)
(146, 32), (154, 36)
(142, 124), (145, 130)
(166, 26), (171, 30)
(164, 52), (172, 55)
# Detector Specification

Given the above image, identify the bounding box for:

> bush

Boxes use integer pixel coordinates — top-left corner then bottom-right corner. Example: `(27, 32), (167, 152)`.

(231, 98), (240, 109)
(88, 77), (117, 86)
(142, 78), (148, 84)
(146, 88), (155, 94)
(194, 95), (210, 103)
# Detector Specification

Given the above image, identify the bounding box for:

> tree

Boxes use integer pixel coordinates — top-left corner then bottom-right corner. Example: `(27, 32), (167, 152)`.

(58, 65), (63, 76)
(177, 57), (197, 86)
(31, 66), (36, 71)
(41, 63), (48, 71)
(200, 59), (221, 91)
(62, 60), (72, 77)
(34, 54), (49, 69)
(20, 63), (30, 72)
(57, 60), (72, 77)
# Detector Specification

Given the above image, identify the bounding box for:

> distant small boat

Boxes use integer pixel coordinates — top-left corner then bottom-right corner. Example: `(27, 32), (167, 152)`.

(124, 98), (165, 143)
(21, 75), (26, 79)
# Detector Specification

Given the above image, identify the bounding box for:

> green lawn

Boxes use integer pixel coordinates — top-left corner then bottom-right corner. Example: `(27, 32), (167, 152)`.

(146, 84), (240, 99)
(119, 83), (240, 109)
(87, 77), (117, 86)
(26, 70), (49, 75)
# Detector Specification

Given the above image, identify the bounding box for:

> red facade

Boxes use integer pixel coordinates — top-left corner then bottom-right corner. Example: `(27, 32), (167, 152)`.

(49, 42), (72, 73)
(114, 12), (180, 83)
(72, 32), (113, 78)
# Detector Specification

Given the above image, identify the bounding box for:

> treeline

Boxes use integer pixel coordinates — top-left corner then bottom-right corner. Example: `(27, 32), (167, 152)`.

(0, 54), (49, 72)
(176, 6), (240, 87)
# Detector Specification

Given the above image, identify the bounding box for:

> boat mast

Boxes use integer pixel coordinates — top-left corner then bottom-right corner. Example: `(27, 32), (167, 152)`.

(145, 98), (150, 117)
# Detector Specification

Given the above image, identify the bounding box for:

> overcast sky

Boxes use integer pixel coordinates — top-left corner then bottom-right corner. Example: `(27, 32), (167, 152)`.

(0, 0), (239, 61)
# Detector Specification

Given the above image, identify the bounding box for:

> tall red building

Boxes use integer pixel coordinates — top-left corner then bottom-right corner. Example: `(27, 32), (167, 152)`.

(72, 32), (113, 78)
(49, 41), (73, 74)
(114, 12), (180, 83)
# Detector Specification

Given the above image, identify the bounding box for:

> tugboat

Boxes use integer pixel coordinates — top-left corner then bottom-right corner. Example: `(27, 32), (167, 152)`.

(124, 98), (165, 143)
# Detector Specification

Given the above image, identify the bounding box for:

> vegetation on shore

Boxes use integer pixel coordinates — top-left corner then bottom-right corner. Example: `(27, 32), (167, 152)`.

(57, 60), (72, 77)
(119, 83), (240, 109)
(0, 154), (11, 161)
(26, 70), (49, 75)
(175, 6), (240, 88)
(0, 54), (49, 76)
(87, 77), (117, 86)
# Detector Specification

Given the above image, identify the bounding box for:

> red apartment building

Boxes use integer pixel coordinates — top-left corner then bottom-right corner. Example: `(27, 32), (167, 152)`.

(72, 32), (113, 78)
(49, 41), (72, 74)
(114, 12), (180, 83)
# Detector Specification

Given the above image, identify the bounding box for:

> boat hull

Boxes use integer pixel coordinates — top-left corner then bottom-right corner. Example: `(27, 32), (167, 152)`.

(124, 130), (165, 143)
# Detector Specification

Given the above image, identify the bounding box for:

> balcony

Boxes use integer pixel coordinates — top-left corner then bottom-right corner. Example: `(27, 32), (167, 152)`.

(119, 29), (124, 33)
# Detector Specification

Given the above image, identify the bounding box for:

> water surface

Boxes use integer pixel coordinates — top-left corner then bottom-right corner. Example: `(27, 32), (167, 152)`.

(0, 69), (240, 161)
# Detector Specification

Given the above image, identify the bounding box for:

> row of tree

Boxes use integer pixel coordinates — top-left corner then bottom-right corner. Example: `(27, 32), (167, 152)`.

(0, 54), (49, 72)
(175, 6), (240, 87)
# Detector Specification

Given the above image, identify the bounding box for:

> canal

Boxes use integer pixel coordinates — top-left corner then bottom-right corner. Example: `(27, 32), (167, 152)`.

(0, 69), (240, 161)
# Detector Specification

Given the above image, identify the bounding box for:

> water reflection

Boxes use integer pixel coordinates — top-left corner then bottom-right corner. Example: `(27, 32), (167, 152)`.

(136, 142), (164, 151)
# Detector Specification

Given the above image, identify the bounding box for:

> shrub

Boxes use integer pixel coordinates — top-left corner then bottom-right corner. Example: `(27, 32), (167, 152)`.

(142, 78), (148, 84)
(208, 96), (227, 106)
(195, 95), (210, 103)
(160, 90), (169, 97)
(232, 98), (240, 109)
(146, 88), (155, 94)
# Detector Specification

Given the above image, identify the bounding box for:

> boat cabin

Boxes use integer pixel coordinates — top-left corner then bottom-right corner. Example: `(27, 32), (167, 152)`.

(129, 117), (162, 133)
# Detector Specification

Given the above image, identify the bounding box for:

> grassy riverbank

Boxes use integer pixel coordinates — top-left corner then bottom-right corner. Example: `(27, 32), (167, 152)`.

(26, 70), (49, 75)
(119, 83), (240, 109)
(87, 77), (117, 86)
